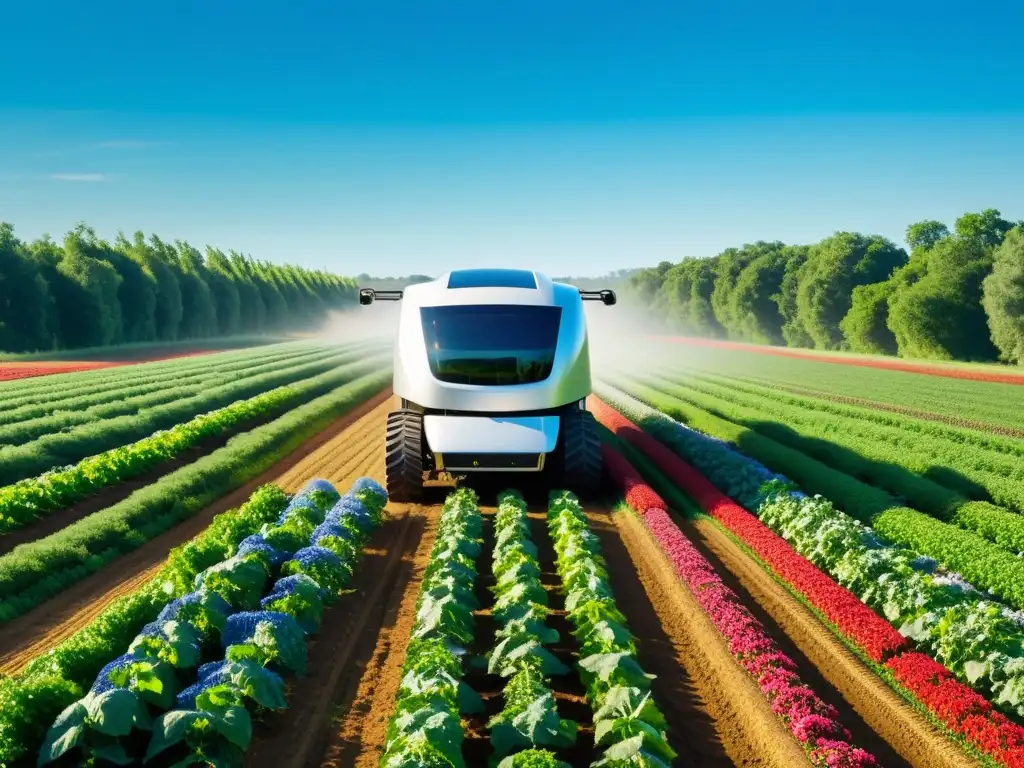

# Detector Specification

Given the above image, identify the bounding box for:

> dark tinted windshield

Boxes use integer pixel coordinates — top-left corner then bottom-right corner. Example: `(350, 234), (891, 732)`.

(420, 304), (562, 385)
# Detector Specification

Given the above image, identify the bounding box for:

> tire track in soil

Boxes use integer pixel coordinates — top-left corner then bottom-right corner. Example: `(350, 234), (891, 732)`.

(0, 389), (392, 674)
(686, 515), (980, 768)
(605, 506), (809, 768)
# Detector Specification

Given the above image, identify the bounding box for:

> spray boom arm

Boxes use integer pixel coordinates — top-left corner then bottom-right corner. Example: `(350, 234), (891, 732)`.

(578, 289), (617, 306)
(358, 288), (403, 305)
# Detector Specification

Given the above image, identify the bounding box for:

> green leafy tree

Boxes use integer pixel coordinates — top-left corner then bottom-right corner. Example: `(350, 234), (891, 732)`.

(0, 223), (54, 352)
(728, 245), (788, 343)
(982, 227), (1024, 363)
(955, 209), (1015, 248)
(905, 220), (950, 251)
(174, 240), (218, 338)
(795, 233), (907, 350)
(840, 281), (899, 354)
(774, 246), (813, 347)
(887, 236), (998, 361)
(205, 247), (242, 336)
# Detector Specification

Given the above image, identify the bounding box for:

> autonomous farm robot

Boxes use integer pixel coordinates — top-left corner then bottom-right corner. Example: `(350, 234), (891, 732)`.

(358, 268), (616, 502)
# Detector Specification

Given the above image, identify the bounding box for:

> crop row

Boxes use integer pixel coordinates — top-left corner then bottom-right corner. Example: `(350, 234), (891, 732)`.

(0, 341), (307, 410)
(0, 367), (390, 623)
(601, 377), (1024, 611)
(685, 366), (1024, 461)
(599, 446), (876, 766)
(596, 385), (1024, 709)
(0, 484), (289, 764)
(486, 491), (577, 762)
(0, 343), (343, 440)
(0, 350), (389, 535)
(35, 475), (387, 766)
(591, 394), (909, 661)
(638, 368), (1024, 537)
(646, 340), (1024, 431)
(379, 487), (484, 767)
(594, 392), (1024, 766)
(0, 342), (378, 486)
(547, 490), (677, 767)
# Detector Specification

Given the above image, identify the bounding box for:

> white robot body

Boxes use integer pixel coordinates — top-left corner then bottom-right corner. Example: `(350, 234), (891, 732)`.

(359, 268), (614, 498)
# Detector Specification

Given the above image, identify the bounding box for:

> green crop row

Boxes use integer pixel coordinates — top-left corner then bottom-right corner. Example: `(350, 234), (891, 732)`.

(486, 490), (577, 762)
(687, 366), (1024, 461)
(547, 490), (676, 767)
(0, 367), (390, 623)
(603, 375), (1024, 613)
(0, 340), (306, 406)
(378, 487), (484, 767)
(0, 483), (291, 765)
(640, 368), (1024, 524)
(32, 477), (387, 767)
(629, 372), (1024, 556)
(0, 343), (344, 438)
(0, 351), (389, 535)
(0, 343), (372, 486)
(645, 340), (1024, 431)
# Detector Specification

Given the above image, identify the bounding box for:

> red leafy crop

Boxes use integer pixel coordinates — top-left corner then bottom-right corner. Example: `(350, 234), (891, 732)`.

(887, 653), (1024, 767)
(591, 399), (908, 663)
(601, 444), (667, 513)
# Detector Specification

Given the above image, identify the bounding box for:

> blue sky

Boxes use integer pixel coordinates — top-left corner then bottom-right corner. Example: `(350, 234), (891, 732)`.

(2, 0), (1023, 277)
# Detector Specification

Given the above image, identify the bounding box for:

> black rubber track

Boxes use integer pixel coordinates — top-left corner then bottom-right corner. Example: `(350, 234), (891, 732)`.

(384, 409), (424, 502)
(559, 406), (603, 499)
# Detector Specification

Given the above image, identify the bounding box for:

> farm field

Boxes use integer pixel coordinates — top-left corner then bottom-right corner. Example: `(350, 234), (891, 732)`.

(648, 336), (1024, 385)
(3, 338), (1024, 767)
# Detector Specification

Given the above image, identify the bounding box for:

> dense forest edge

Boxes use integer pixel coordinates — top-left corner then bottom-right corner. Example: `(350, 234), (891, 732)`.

(621, 208), (1024, 366)
(0, 222), (360, 354)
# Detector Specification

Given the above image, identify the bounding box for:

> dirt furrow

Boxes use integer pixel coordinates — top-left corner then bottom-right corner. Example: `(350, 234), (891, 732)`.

(687, 515), (978, 768)
(0, 389), (392, 672)
(314, 501), (442, 768)
(598, 506), (808, 767)
(246, 500), (437, 768)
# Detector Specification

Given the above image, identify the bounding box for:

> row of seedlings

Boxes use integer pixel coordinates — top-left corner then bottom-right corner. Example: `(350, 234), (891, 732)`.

(378, 487), (485, 767)
(486, 490), (578, 766)
(38, 476), (387, 767)
(547, 490), (677, 768)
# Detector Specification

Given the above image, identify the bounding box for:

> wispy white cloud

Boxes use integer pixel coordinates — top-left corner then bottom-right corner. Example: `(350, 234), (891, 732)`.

(49, 173), (110, 182)
(97, 140), (170, 149)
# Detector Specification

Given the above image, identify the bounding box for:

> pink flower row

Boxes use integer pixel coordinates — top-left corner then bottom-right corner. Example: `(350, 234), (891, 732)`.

(601, 444), (878, 768)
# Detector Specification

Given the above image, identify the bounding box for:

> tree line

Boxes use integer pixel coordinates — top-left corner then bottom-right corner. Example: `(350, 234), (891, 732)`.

(0, 222), (358, 353)
(624, 209), (1024, 364)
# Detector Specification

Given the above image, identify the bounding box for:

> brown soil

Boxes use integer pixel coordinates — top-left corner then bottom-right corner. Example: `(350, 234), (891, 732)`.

(687, 515), (980, 768)
(0, 389), (392, 674)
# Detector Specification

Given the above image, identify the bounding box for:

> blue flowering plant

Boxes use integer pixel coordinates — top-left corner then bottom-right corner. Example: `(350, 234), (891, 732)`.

(222, 610), (308, 676)
(38, 650), (173, 765)
(260, 574), (326, 634)
(280, 545), (351, 601)
(194, 554), (270, 611)
(155, 588), (233, 641)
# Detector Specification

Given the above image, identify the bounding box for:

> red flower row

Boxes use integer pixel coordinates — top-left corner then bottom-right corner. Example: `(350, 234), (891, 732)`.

(601, 443), (877, 767)
(887, 653), (1024, 767)
(591, 399), (908, 662)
